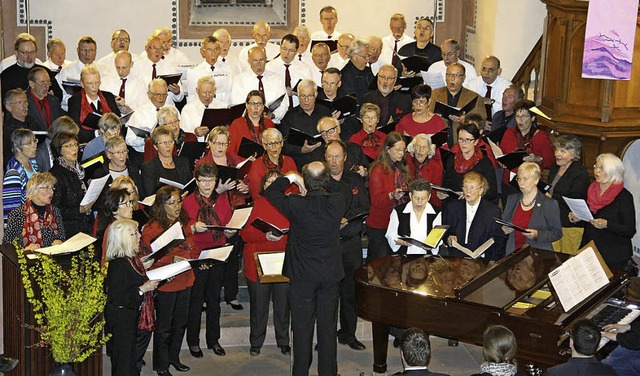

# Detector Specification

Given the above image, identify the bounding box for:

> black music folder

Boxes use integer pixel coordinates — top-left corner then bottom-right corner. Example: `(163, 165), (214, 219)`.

(377, 119), (400, 134)
(433, 97), (478, 119)
(237, 137), (264, 159)
(61, 80), (82, 96)
(401, 55), (433, 72)
(216, 159), (252, 183)
(178, 141), (207, 165)
(310, 39), (338, 54)
(83, 112), (102, 130)
(128, 125), (151, 139)
(158, 73), (182, 86)
(286, 127), (322, 147)
(492, 217), (528, 233)
(497, 150), (528, 170)
(483, 125), (508, 144)
(200, 103), (245, 129)
(250, 218), (289, 237)
(397, 76), (424, 93)
(316, 95), (357, 119)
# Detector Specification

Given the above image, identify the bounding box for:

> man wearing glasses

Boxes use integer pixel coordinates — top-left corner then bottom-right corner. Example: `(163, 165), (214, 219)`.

(98, 29), (134, 79)
(133, 36), (184, 107)
(185, 36), (234, 106)
(362, 64), (412, 126)
(27, 66), (63, 130)
(426, 39), (477, 89)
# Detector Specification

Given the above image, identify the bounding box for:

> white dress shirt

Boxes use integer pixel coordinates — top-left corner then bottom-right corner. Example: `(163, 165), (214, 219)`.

(425, 60), (477, 89)
(56, 60), (109, 111)
(163, 47), (192, 69)
(328, 54), (348, 70)
(297, 50), (313, 67)
(238, 42), (281, 72)
(464, 75), (513, 116)
(133, 55), (185, 106)
(381, 34), (415, 65)
(42, 59), (71, 72)
(386, 203), (442, 255)
(230, 70), (289, 123)
(185, 60), (235, 105)
(125, 100), (174, 152)
(464, 199), (481, 243)
(311, 68), (324, 87)
(265, 57), (313, 108)
(101, 73), (148, 110)
(97, 51), (140, 81)
(310, 30), (342, 40)
(180, 98), (228, 142)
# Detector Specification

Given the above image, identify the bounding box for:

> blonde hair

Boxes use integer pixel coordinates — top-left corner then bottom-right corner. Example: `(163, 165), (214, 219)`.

(111, 175), (139, 205)
(517, 161), (541, 179)
(105, 219), (139, 261)
(26, 172), (57, 199)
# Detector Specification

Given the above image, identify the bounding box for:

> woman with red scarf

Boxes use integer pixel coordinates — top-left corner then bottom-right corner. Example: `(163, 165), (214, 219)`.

(227, 90), (275, 156)
(239, 169), (291, 356)
(3, 172), (65, 250)
(141, 186), (200, 375)
(407, 133), (443, 208)
(439, 124), (497, 205)
(366, 131), (412, 263)
(104, 219), (159, 376)
(247, 128), (298, 199)
(67, 65), (120, 144)
(349, 103), (387, 161)
(570, 153), (636, 271)
(182, 162), (236, 359)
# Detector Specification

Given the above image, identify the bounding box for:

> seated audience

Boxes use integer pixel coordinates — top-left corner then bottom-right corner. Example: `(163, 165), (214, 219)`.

(571, 153), (636, 271)
(3, 128), (39, 221)
(3, 172), (65, 250)
(104, 219), (159, 376)
(470, 325), (526, 376)
(393, 327), (449, 376)
(544, 319), (616, 375)
(443, 171), (505, 260)
(502, 162), (562, 254)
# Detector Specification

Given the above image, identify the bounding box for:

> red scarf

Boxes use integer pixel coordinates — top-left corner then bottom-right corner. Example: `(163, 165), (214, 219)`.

(244, 115), (266, 144)
(392, 163), (410, 206)
(587, 181), (624, 213)
(454, 147), (483, 174)
(515, 125), (537, 154)
(79, 88), (113, 124)
(22, 200), (60, 247)
(262, 153), (284, 171)
(130, 257), (156, 331)
(194, 191), (223, 242)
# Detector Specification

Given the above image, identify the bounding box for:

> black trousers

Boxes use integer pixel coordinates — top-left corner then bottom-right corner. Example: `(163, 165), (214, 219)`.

(186, 265), (224, 347)
(105, 304), (139, 376)
(153, 288), (191, 371)
(247, 280), (290, 348)
(290, 279), (339, 376)
(366, 225), (392, 263)
(135, 329), (152, 373)
(222, 235), (242, 302)
(338, 236), (363, 340)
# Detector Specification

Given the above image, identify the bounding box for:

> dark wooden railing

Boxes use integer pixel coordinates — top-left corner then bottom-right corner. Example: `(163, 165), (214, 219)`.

(512, 37), (542, 100)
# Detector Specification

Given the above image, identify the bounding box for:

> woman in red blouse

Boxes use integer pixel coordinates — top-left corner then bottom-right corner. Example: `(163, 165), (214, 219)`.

(140, 185), (200, 375)
(407, 133), (443, 208)
(349, 103), (386, 161)
(247, 128), (298, 199)
(395, 84), (445, 137)
(227, 90), (275, 156)
(239, 169), (291, 356)
(366, 131), (412, 263)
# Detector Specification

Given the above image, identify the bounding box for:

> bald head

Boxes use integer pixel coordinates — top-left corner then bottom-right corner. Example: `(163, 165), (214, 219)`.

(114, 50), (133, 78)
(480, 55), (502, 85)
(248, 46), (267, 75)
(253, 21), (272, 47)
(302, 161), (330, 192)
(337, 33), (355, 59)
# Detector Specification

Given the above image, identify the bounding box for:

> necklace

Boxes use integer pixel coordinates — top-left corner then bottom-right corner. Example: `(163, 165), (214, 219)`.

(521, 195), (536, 207)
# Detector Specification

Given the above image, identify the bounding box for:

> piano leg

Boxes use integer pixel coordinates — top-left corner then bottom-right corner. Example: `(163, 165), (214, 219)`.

(372, 322), (390, 373)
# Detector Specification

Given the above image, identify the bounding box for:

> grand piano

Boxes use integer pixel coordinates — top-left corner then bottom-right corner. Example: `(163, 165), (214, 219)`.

(355, 246), (635, 373)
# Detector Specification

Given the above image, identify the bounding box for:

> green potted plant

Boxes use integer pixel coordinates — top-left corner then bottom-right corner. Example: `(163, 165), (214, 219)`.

(15, 244), (110, 376)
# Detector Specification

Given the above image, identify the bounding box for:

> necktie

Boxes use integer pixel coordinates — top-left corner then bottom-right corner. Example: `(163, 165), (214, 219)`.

(257, 75), (264, 96)
(210, 65), (215, 72)
(298, 54), (302, 61)
(484, 85), (493, 120)
(119, 78), (127, 98)
(152, 63), (157, 79)
(90, 102), (98, 113)
(57, 65), (62, 71)
(284, 64), (293, 108)
(392, 40), (399, 66)
(38, 99), (51, 128)
(222, 57), (226, 62)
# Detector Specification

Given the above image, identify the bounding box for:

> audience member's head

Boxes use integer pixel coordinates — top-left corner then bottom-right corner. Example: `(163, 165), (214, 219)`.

(482, 325), (518, 364)
(400, 328), (431, 368)
(570, 319), (601, 356)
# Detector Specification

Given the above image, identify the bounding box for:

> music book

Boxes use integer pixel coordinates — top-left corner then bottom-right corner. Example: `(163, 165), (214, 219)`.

(250, 218), (289, 237)
(216, 158), (252, 183)
(128, 125), (151, 139)
(530, 106), (551, 120)
(33, 130), (48, 144)
(451, 238), (495, 259)
(237, 137), (264, 159)
(178, 141), (207, 164)
(206, 206), (253, 230)
(29, 232), (97, 258)
(119, 110), (135, 125)
(80, 174), (110, 206)
(83, 112), (103, 130)
(548, 243), (610, 312)
(254, 251), (289, 283)
(316, 95), (357, 119)
(433, 97), (478, 119)
(429, 131), (449, 147)
(310, 39), (338, 54)
(61, 80), (82, 96)
(286, 127), (323, 147)
(159, 177), (196, 194)
(397, 76), (424, 93)
(430, 184), (458, 195)
(376, 119), (400, 135)
(191, 245), (234, 263)
(561, 197), (594, 222)
(267, 93), (287, 112)
(145, 260), (191, 281)
(158, 73), (182, 86)
(482, 125), (508, 144)
(401, 55), (432, 73)
(496, 150), (528, 170)
(142, 221), (185, 261)
(492, 217), (528, 233)
(398, 225), (449, 251)
(200, 103), (245, 129)
(140, 194), (156, 207)
(345, 211), (369, 223)
(81, 152), (106, 181)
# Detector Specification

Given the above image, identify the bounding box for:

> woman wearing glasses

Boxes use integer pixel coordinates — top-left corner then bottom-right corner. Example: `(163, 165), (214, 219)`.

(439, 124), (497, 205)
(406, 133), (443, 208)
(350, 103), (387, 161)
(228, 90), (275, 157)
(3, 172), (65, 250)
(247, 128), (298, 199)
(143, 106), (198, 164)
(49, 131), (95, 237)
(97, 187), (136, 261)
(502, 162), (562, 254)
(140, 125), (193, 199)
(3, 128), (39, 221)
(395, 84), (445, 138)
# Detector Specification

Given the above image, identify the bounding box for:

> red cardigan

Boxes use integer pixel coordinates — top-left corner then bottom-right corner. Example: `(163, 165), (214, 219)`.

(500, 127), (553, 182)
(366, 163), (402, 229)
(238, 196), (289, 282)
(407, 149), (444, 208)
(349, 129), (387, 161)
(247, 155), (298, 200)
(227, 116), (275, 157)
(182, 191), (233, 251)
(141, 220), (199, 292)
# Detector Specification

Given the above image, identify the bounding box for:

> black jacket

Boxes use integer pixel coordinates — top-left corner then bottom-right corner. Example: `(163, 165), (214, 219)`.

(140, 156), (193, 199)
(68, 90), (120, 144)
(50, 161), (93, 236)
(547, 161), (590, 228)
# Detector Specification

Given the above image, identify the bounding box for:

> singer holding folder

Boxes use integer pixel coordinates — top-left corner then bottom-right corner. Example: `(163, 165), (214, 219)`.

(141, 186), (200, 375)
(228, 90), (275, 156)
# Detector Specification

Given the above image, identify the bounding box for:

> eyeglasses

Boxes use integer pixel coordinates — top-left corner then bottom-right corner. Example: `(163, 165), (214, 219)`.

(18, 50), (37, 56)
(322, 81), (339, 87)
(112, 37), (130, 43)
(210, 141), (229, 147)
(515, 114), (531, 120)
(118, 200), (134, 207)
(156, 140), (175, 147)
(462, 185), (479, 191)
(165, 199), (183, 206)
(320, 126), (338, 136)
(108, 149), (128, 156)
(149, 92), (168, 98)
(246, 101), (264, 107)
(23, 138), (38, 145)
(362, 115), (379, 121)
(458, 138), (475, 144)
(165, 119), (180, 126)
(593, 164), (603, 171)
(35, 80), (51, 86)
(38, 186), (55, 191)
(313, 53), (330, 59)
(203, 47), (221, 53)
(442, 51), (457, 58)
(445, 73), (464, 79)
(299, 94), (315, 100)
(264, 141), (282, 147)
(62, 142), (79, 148)
(412, 99), (428, 106)
(416, 25), (433, 31)
(197, 178), (217, 185)
(147, 46), (163, 51)
(199, 91), (215, 97)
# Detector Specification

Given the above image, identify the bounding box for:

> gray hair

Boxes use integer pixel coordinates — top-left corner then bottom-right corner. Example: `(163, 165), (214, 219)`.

(98, 113), (121, 133)
(261, 128), (283, 144)
(347, 39), (369, 59)
(553, 135), (582, 162)
(157, 106), (180, 125)
(596, 153), (625, 184)
(407, 134), (436, 159)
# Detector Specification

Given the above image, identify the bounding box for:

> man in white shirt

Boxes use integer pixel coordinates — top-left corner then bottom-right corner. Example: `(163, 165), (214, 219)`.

(310, 6), (342, 40)
(309, 43), (332, 86)
(266, 34), (313, 109)
(153, 26), (191, 68)
(464, 55), (512, 120)
(329, 33), (355, 70)
(57, 36), (107, 111)
(293, 25), (313, 66)
(181, 76), (227, 141)
(367, 36), (386, 76)
(42, 38), (70, 72)
(133, 36), (184, 107)
(381, 13), (415, 65)
(231, 47), (288, 123)
(213, 28), (243, 76)
(185, 35), (234, 105)
(97, 29), (133, 79)
(101, 51), (147, 112)
(425, 39), (477, 89)
(238, 21), (281, 72)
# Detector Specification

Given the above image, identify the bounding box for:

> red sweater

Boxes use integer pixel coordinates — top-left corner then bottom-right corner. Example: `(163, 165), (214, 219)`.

(247, 155), (298, 200)
(366, 163), (402, 229)
(182, 191), (233, 250)
(239, 196), (289, 282)
(141, 220), (199, 292)
(500, 127), (553, 182)
(395, 113), (446, 137)
(227, 116), (275, 157)
(349, 129), (387, 161)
